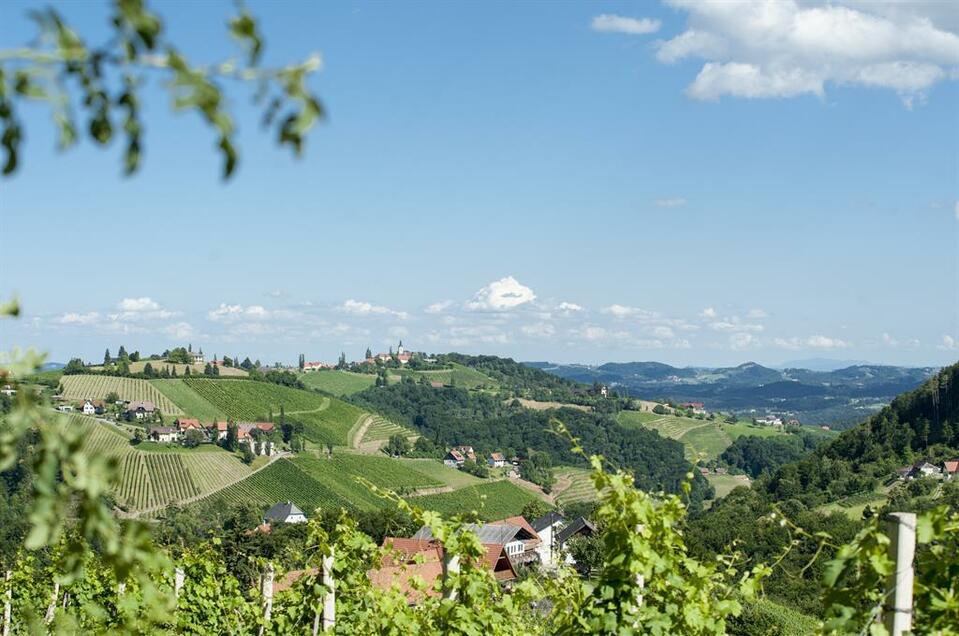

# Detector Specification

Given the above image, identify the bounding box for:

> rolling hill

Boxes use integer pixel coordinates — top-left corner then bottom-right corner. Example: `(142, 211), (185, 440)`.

(529, 360), (936, 427)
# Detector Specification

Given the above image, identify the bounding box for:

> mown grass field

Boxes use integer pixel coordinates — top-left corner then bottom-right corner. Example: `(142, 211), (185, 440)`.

(399, 459), (484, 489)
(389, 363), (496, 390)
(150, 379), (227, 421)
(298, 370), (375, 396)
(705, 473), (751, 500)
(182, 378), (329, 420)
(60, 375), (182, 414)
(617, 410), (792, 462)
(406, 480), (542, 521)
(818, 489), (889, 520)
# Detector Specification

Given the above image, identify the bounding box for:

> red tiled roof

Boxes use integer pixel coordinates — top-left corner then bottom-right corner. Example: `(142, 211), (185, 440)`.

(944, 460), (959, 474)
(489, 452), (505, 461)
(177, 418), (202, 430)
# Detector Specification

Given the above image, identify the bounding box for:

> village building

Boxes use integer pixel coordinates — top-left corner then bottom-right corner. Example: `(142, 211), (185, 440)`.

(125, 400), (156, 420)
(755, 416), (783, 427)
(443, 449), (465, 468)
(900, 461), (942, 480)
(189, 348), (204, 364)
(263, 501), (307, 524)
(488, 452), (507, 468)
(56, 404), (74, 413)
(369, 341), (414, 365)
(81, 399), (106, 416)
(148, 426), (178, 443)
(532, 511), (566, 567)
(412, 516), (542, 566)
(302, 361), (333, 372)
(238, 422), (276, 456)
(681, 401), (706, 414)
(211, 421), (229, 441)
(1, 385), (16, 396)
(942, 460), (959, 479)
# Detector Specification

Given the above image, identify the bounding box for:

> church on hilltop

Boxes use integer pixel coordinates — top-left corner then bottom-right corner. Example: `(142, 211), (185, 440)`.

(369, 341), (412, 364)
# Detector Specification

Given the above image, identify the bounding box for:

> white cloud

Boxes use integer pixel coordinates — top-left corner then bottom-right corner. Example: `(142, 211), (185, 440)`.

(208, 303), (272, 322)
(699, 307), (717, 319)
(557, 301), (584, 314)
(163, 322), (196, 339)
(55, 311), (100, 325)
(117, 297), (159, 312)
(592, 14), (661, 35)
(774, 335), (850, 350)
(339, 299), (409, 320)
(729, 333), (755, 349)
(882, 332), (899, 346)
(709, 320), (763, 333)
(654, 197), (687, 208)
(657, 0), (959, 105)
(466, 276), (536, 311)
(746, 308), (769, 319)
(940, 335), (958, 351)
(522, 322), (556, 338)
(424, 300), (454, 314)
(653, 325), (675, 339)
(602, 304), (658, 320)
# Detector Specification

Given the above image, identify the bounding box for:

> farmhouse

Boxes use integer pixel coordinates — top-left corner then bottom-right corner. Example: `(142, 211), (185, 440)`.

(755, 416), (783, 427)
(211, 421), (229, 441)
(904, 461), (941, 480)
(443, 449), (465, 468)
(413, 516), (542, 565)
(681, 401), (706, 414)
(148, 426), (178, 443)
(532, 512), (566, 567)
(81, 399), (106, 415)
(303, 361), (333, 372)
(1, 385), (15, 396)
(125, 400), (156, 420)
(488, 452), (507, 468)
(263, 501), (307, 524)
(238, 422), (276, 456)
(942, 460), (959, 479)
(189, 348), (204, 364)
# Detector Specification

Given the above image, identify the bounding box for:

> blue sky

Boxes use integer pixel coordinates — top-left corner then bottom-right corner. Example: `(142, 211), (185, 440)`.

(1, 0), (957, 367)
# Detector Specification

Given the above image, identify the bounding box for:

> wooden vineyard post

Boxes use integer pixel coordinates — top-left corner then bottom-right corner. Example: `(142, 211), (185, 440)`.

(635, 525), (645, 609)
(3, 570), (11, 636)
(322, 549), (335, 632)
(44, 581), (60, 624)
(883, 513), (916, 636)
(442, 552), (461, 601)
(260, 563), (274, 636)
(174, 567), (185, 599)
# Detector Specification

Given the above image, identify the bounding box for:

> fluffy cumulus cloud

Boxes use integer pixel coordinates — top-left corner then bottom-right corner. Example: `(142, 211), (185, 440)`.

(207, 303), (271, 322)
(700, 307), (717, 319)
(940, 335), (958, 351)
(592, 14), (661, 35)
(424, 300), (454, 314)
(339, 299), (409, 320)
(729, 333), (756, 350)
(557, 302), (584, 314)
(654, 197), (687, 208)
(467, 276), (536, 311)
(653, 0), (959, 105)
(774, 335), (850, 350)
(110, 297), (176, 321)
(118, 297), (160, 312)
(55, 311), (101, 325)
(162, 322), (196, 339)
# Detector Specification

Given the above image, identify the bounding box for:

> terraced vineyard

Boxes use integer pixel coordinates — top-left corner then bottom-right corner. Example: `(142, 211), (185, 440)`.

(292, 399), (367, 446)
(407, 480), (542, 521)
(60, 376), (182, 414)
(183, 378), (329, 420)
(58, 414), (254, 513)
(298, 370), (375, 396)
(199, 459), (375, 513)
(360, 415), (416, 445)
(151, 379), (226, 421)
(553, 467), (597, 507)
(295, 454), (439, 492)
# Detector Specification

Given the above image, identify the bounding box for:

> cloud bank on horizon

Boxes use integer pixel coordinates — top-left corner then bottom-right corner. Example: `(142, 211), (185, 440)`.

(594, 0), (959, 107)
(21, 275), (955, 366)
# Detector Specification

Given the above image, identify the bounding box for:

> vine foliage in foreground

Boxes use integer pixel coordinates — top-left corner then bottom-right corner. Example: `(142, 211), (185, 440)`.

(0, 0), (323, 179)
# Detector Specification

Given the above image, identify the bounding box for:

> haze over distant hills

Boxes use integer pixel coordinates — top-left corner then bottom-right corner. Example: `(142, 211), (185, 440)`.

(525, 360), (938, 428)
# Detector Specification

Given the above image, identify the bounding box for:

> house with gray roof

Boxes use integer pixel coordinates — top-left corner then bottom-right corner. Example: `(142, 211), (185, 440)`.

(263, 501), (307, 524)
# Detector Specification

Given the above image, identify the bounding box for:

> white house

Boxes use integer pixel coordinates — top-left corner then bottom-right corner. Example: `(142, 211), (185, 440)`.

(82, 400), (96, 416)
(126, 400), (156, 420)
(0, 385), (15, 396)
(488, 452), (507, 468)
(190, 348), (204, 364)
(55, 404), (74, 413)
(148, 426), (179, 443)
(303, 361), (332, 372)
(263, 501), (307, 524)
(532, 512), (566, 567)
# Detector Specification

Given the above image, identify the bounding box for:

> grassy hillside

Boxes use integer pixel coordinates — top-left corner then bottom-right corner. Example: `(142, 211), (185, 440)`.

(390, 363), (497, 390)
(617, 410), (791, 462)
(553, 467), (596, 507)
(150, 379), (226, 421)
(399, 459), (484, 489)
(298, 370), (375, 395)
(60, 375), (183, 414)
(126, 360), (248, 377)
(359, 415), (417, 447)
(406, 480), (543, 521)
(197, 454), (445, 514)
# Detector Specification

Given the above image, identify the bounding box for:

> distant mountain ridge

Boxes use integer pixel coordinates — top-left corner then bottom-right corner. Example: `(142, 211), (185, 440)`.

(525, 360), (938, 428)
